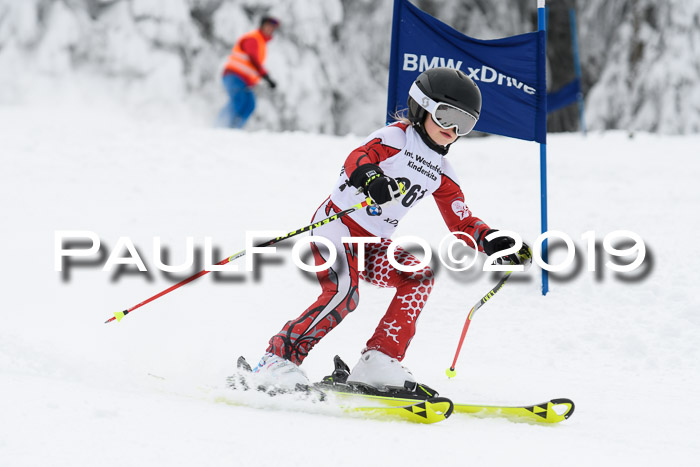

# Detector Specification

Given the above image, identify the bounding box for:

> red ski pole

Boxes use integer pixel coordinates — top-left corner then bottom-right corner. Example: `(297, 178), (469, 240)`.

(104, 198), (370, 323)
(446, 271), (512, 378)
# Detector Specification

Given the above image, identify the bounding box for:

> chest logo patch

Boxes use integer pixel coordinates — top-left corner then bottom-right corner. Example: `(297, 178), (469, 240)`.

(451, 200), (471, 220)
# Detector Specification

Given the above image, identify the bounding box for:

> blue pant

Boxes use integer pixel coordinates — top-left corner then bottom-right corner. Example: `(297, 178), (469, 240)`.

(217, 74), (255, 128)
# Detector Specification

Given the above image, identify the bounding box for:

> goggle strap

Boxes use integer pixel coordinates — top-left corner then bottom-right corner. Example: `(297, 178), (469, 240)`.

(408, 83), (438, 115)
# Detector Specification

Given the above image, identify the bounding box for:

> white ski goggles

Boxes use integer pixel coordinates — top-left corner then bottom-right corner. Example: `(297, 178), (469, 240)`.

(409, 82), (478, 136)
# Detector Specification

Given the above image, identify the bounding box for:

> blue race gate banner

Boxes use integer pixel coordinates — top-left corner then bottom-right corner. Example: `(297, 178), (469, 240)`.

(387, 0), (547, 143)
(547, 78), (581, 113)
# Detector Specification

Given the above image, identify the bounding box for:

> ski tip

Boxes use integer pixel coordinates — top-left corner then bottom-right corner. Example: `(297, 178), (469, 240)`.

(349, 397), (454, 424)
(429, 397), (454, 419)
(445, 367), (456, 378)
(550, 398), (575, 420)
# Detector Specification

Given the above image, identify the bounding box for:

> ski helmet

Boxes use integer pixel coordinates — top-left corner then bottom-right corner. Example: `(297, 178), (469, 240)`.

(407, 67), (481, 136)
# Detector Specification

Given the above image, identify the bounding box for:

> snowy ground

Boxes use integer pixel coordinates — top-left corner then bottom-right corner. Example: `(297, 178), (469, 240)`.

(1, 105), (699, 466)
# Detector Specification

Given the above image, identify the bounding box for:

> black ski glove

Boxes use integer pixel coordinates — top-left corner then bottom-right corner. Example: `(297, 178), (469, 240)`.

(262, 74), (277, 89)
(349, 163), (403, 206)
(482, 229), (533, 266)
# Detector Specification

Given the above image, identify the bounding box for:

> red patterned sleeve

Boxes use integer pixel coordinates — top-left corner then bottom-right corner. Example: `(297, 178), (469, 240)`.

(432, 174), (491, 252)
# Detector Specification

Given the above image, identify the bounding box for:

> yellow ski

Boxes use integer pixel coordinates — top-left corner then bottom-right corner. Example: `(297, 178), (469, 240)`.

(345, 397), (454, 424)
(329, 390), (574, 424)
(452, 398), (575, 424)
(316, 357), (574, 425)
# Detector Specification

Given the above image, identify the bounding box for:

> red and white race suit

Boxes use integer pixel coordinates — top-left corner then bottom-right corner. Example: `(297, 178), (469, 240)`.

(267, 122), (492, 365)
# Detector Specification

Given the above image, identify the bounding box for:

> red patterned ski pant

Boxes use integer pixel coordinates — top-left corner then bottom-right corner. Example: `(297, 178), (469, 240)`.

(267, 200), (434, 365)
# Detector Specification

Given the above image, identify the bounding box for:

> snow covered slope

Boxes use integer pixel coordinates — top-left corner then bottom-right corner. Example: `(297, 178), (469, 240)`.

(1, 106), (699, 466)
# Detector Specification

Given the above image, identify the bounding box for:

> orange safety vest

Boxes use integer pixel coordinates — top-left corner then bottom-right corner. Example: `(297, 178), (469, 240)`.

(224, 30), (267, 86)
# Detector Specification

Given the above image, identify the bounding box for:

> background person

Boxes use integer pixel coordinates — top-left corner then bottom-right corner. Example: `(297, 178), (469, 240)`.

(217, 16), (279, 128)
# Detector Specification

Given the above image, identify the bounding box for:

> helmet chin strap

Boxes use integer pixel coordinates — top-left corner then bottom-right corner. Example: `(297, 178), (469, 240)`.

(414, 120), (453, 156)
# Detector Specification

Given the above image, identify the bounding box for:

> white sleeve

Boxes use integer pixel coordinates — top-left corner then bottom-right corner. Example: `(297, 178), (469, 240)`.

(361, 123), (407, 151)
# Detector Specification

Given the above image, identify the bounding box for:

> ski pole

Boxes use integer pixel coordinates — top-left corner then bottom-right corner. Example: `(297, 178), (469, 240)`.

(104, 198), (371, 324)
(445, 270), (512, 378)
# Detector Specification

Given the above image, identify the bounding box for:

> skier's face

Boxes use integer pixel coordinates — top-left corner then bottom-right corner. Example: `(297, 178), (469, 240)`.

(261, 22), (278, 39)
(424, 113), (458, 146)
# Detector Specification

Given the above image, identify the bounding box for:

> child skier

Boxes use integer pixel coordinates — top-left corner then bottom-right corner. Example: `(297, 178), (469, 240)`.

(250, 67), (531, 391)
